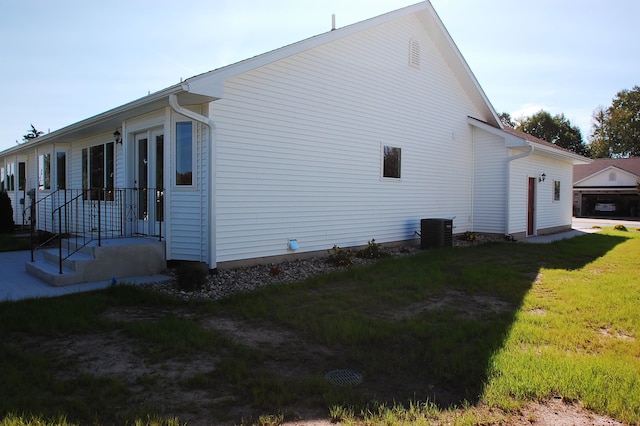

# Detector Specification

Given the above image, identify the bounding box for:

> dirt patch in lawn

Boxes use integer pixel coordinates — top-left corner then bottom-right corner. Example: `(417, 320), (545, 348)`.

(9, 303), (627, 426)
(371, 290), (516, 321)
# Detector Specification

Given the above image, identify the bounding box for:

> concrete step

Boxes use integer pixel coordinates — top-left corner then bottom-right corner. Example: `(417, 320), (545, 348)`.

(25, 238), (166, 287)
(25, 260), (81, 287)
(42, 248), (94, 271)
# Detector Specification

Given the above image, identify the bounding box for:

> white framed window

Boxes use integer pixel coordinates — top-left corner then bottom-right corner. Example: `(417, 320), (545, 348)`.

(175, 121), (193, 186)
(38, 152), (51, 191)
(5, 161), (15, 191)
(553, 180), (561, 202)
(82, 142), (114, 200)
(382, 145), (402, 179)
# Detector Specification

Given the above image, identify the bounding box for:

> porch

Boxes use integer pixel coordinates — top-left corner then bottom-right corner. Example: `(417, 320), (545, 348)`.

(1, 249), (170, 301)
(25, 187), (168, 286)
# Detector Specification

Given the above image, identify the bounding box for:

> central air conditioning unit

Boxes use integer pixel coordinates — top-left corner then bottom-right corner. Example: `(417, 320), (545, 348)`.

(420, 218), (453, 249)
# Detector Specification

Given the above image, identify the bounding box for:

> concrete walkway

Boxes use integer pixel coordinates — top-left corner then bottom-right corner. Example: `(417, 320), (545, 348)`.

(521, 228), (601, 244)
(519, 217), (639, 244)
(0, 250), (170, 302)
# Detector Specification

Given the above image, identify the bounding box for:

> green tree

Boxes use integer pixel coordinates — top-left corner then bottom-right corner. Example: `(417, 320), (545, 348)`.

(589, 86), (640, 158)
(22, 124), (43, 143)
(588, 107), (611, 158)
(517, 110), (589, 156)
(499, 112), (515, 127)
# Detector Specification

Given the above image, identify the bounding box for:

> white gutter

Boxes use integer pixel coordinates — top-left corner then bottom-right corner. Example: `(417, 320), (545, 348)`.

(168, 94), (217, 270)
(505, 145), (534, 237)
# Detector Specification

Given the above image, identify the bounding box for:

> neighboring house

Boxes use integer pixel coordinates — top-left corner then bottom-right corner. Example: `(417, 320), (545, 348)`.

(573, 158), (640, 218)
(0, 1), (589, 284)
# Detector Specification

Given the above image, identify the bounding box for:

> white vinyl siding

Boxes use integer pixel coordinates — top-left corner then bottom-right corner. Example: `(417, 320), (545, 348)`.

(577, 167), (639, 188)
(508, 153), (573, 235)
(472, 128), (507, 233)
(167, 118), (209, 262)
(211, 14), (482, 263)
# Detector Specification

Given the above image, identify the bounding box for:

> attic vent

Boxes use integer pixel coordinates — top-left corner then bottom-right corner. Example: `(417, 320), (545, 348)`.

(409, 38), (420, 69)
(609, 172), (616, 181)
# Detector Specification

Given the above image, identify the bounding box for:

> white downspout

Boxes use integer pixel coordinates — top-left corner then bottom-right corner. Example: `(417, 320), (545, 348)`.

(168, 94), (217, 270)
(505, 145), (534, 237)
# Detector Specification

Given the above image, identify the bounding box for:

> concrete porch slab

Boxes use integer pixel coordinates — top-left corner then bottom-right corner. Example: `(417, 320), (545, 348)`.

(1, 250), (171, 302)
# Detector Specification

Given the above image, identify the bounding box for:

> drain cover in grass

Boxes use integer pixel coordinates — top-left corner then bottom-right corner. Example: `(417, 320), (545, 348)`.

(325, 369), (363, 386)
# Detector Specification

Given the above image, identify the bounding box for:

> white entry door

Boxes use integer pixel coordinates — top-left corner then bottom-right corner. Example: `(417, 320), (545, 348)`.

(134, 130), (164, 237)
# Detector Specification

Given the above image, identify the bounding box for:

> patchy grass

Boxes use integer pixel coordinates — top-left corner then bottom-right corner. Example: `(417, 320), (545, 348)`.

(483, 227), (640, 422)
(1, 228), (639, 425)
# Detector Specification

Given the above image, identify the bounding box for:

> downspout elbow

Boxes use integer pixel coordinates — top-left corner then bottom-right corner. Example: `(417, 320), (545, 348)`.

(168, 94), (216, 130)
(507, 144), (534, 163)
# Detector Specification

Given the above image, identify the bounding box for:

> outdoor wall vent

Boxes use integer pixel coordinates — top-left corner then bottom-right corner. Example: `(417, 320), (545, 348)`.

(409, 38), (420, 69)
(288, 239), (299, 251)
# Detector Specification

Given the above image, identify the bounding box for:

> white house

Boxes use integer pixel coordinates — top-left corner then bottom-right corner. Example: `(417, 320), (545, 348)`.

(573, 158), (640, 218)
(0, 1), (589, 284)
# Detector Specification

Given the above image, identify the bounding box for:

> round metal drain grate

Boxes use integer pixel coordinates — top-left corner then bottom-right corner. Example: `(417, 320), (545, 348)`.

(324, 369), (363, 387)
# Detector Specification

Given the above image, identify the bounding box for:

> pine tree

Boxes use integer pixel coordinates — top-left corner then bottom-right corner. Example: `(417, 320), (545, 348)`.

(0, 191), (15, 234)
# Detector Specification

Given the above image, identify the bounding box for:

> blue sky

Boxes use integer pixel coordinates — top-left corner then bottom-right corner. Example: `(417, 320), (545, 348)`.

(1, 0), (638, 152)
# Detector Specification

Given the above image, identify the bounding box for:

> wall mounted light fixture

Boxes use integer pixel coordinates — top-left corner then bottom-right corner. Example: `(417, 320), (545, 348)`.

(538, 173), (546, 182)
(114, 130), (122, 145)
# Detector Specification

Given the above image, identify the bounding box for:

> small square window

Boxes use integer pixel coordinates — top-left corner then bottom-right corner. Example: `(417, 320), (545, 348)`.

(383, 145), (401, 179)
(553, 180), (561, 201)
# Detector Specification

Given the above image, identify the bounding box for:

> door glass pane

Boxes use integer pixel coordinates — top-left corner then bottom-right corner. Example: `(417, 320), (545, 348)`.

(82, 148), (88, 199)
(18, 162), (26, 191)
(106, 142), (114, 200)
(56, 152), (66, 190)
(90, 145), (104, 199)
(138, 138), (148, 220)
(155, 135), (164, 222)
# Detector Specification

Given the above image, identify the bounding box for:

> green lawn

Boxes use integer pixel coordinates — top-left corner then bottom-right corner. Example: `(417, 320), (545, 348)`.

(0, 227), (638, 425)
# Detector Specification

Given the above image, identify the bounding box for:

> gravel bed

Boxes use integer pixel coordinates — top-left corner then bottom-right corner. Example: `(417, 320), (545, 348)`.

(143, 234), (503, 301)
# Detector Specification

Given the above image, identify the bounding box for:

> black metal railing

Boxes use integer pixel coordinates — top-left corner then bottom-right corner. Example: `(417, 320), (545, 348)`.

(30, 187), (164, 274)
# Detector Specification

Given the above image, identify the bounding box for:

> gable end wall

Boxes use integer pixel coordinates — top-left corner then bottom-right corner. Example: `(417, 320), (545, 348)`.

(211, 15), (488, 263)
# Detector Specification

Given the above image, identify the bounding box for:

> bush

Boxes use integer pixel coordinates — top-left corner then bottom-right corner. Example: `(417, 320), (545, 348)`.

(356, 239), (390, 259)
(327, 245), (353, 267)
(613, 224), (628, 232)
(458, 231), (477, 242)
(0, 191), (15, 234)
(175, 263), (208, 292)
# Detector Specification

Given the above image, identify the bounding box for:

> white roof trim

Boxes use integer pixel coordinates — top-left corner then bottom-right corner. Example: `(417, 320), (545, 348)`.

(2, 84), (215, 152)
(186, 3), (432, 98)
(574, 165), (639, 186)
(467, 117), (591, 165)
(527, 141), (591, 164)
(185, 1), (502, 127)
(467, 117), (525, 147)
(3, 1), (503, 154)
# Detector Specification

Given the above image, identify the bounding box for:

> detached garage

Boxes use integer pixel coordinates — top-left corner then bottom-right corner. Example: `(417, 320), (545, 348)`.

(573, 158), (640, 218)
